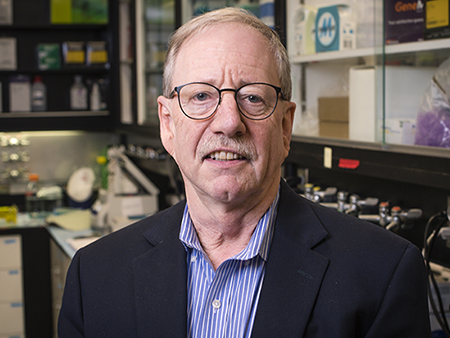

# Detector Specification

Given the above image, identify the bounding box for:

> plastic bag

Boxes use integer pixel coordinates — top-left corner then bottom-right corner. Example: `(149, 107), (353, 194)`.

(415, 57), (450, 148)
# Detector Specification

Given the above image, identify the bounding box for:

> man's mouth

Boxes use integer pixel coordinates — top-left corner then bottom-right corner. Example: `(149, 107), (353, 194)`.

(207, 151), (246, 161)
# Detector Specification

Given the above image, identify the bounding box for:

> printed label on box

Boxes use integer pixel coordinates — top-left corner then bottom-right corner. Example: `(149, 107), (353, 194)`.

(426, 0), (449, 28)
(315, 5), (355, 52)
(385, 0), (424, 44)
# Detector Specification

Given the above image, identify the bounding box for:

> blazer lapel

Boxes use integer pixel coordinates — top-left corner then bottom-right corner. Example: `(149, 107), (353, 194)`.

(132, 203), (188, 338)
(251, 182), (330, 337)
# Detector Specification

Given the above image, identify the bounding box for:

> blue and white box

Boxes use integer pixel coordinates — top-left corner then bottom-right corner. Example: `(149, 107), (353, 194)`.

(315, 5), (356, 52)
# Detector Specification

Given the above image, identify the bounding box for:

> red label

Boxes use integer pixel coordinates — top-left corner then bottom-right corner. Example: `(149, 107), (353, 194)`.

(338, 158), (360, 169)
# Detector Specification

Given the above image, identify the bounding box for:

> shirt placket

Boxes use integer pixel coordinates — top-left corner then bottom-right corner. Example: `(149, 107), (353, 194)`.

(201, 260), (237, 338)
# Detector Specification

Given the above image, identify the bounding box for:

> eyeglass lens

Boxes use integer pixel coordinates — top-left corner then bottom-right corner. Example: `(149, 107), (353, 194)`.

(177, 83), (279, 120)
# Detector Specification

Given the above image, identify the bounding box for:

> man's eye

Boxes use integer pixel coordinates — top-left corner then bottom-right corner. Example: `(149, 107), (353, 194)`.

(241, 94), (265, 105)
(194, 92), (209, 101)
(247, 95), (263, 104)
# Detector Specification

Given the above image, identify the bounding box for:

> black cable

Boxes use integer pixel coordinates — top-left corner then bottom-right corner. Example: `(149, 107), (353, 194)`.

(423, 211), (450, 337)
(426, 222), (449, 332)
(425, 214), (449, 332)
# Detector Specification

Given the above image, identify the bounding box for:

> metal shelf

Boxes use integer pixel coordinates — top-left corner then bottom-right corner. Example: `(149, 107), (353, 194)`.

(290, 38), (450, 64)
(0, 111), (109, 118)
(290, 47), (378, 63)
(385, 38), (450, 54)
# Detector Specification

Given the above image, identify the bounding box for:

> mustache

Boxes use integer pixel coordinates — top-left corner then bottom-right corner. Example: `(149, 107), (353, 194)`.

(198, 135), (257, 161)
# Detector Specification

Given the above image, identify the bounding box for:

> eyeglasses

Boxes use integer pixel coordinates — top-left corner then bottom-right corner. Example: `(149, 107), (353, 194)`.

(170, 82), (285, 121)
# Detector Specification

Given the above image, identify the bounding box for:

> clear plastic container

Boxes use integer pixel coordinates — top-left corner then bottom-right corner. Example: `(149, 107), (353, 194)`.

(25, 173), (43, 217)
(70, 75), (88, 110)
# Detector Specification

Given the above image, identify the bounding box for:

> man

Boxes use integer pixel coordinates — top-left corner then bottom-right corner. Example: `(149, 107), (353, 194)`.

(58, 7), (431, 337)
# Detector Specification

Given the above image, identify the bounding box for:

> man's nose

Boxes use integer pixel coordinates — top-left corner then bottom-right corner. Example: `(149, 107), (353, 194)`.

(210, 91), (246, 137)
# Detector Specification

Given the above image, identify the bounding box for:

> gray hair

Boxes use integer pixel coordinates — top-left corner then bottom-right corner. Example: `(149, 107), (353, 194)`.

(162, 7), (292, 101)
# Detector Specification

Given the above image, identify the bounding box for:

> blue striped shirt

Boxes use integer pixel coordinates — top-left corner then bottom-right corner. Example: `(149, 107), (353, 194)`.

(179, 190), (279, 338)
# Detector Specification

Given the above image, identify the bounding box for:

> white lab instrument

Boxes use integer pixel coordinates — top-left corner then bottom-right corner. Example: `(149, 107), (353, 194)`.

(91, 146), (159, 232)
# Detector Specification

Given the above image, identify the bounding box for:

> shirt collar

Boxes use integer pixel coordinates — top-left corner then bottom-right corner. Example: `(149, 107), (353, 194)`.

(179, 186), (280, 262)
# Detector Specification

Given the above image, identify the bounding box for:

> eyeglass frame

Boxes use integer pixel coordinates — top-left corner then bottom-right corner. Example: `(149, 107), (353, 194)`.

(169, 82), (286, 121)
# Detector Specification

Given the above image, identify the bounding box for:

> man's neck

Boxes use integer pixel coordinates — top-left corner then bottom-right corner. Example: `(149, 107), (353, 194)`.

(185, 182), (279, 270)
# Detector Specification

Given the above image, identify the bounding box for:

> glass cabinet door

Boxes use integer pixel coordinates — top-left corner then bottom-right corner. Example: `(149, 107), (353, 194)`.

(136, 0), (175, 126)
(135, 0), (276, 126)
(287, 0), (450, 156)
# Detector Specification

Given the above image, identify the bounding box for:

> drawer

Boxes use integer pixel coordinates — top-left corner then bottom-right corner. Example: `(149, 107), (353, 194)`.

(0, 235), (22, 269)
(0, 269), (23, 301)
(0, 302), (25, 336)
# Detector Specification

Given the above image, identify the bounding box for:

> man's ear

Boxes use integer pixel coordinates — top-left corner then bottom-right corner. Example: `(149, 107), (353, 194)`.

(158, 95), (175, 156)
(282, 101), (296, 155)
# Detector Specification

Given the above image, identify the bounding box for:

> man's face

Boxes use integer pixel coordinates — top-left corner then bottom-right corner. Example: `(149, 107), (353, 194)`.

(158, 22), (295, 208)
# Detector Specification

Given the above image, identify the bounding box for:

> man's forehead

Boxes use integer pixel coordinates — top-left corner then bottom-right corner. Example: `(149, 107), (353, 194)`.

(180, 21), (268, 52)
(169, 21), (278, 88)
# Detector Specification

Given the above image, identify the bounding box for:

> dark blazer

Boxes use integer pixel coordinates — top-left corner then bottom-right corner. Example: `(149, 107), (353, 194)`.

(58, 180), (431, 337)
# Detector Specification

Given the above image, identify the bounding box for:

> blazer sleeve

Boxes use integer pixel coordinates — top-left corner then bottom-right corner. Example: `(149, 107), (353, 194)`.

(57, 251), (85, 338)
(364, 243), (431, 338)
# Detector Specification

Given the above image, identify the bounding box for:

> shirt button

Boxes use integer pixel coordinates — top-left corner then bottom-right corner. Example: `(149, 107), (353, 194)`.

(191, 256), (197, 263)
(212, 299), (221, 309)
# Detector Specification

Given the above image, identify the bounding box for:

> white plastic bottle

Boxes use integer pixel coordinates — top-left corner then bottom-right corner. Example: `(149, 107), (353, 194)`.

(31, 75), (47, 111)
(90, 82), (101, 111)
(70, 75), (88, 110)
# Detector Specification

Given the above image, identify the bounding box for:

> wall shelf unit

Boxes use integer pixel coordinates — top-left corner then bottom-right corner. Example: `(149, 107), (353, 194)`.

(0, 0), (120, 132)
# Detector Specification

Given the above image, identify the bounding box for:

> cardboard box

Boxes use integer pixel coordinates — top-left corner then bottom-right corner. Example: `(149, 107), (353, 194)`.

(315, 5), (356, 52)
(318, 97), (349, 139)
(424, 0), (450, 39)
(385, 0), (424, 44)
(86, 41), (108, 66)
(62, 41), (85, 66)
(319, 121), (349, 138)
(318, 97), (349, 122)
(37, 43), (61, 70)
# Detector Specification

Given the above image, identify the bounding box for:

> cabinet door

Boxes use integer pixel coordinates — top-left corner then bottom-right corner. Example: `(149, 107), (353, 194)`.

(134, 0), (175, 126)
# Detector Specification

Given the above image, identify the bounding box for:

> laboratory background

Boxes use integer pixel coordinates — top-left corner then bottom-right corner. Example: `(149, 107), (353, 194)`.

(0, 0), (450, 336)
